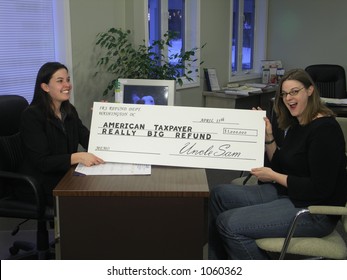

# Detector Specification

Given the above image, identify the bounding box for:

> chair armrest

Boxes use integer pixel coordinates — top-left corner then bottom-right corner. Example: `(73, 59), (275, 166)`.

(279, 204), (347, 259)
(0, 170), (45, 215)
(308, 205), (347, 216)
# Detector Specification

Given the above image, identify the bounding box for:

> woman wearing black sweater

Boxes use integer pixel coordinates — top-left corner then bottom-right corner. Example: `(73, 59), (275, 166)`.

(209, 68), (347, 259)
(20, 62), (104, 206)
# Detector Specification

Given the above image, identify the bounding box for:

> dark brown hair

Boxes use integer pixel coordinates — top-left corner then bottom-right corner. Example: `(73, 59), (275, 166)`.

(274, 68), (334, 130)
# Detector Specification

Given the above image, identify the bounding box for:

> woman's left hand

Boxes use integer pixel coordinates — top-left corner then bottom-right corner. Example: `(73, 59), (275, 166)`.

(250, 167), (274, 183)
(253, 107), (273, 140)
(251, 167), (288, 187)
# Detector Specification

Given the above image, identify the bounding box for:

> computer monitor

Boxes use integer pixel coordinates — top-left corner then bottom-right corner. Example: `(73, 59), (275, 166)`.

(116, 78), (176, 106)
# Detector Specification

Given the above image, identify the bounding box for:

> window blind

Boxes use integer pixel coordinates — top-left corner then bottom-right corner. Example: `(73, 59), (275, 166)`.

(0, 0), (55, 103)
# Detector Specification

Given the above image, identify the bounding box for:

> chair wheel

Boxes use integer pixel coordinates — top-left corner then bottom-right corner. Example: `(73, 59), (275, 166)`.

(9, 246), (19, 255)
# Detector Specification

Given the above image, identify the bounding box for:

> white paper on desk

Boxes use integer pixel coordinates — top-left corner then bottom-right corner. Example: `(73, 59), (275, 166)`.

(74, 162), (151, 175)
(223, 89), (250, 96)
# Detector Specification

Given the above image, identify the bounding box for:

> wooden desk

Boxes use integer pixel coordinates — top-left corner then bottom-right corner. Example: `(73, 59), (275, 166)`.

(53, 166), (209, 260)
(203, 89), (276, 114)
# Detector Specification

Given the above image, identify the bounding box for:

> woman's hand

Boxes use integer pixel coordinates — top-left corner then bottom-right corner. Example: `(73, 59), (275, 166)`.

(251, 167), (288, 187)
(253, 107), (273, 141)
(250, 167), (274, 183)
(71, 152), (105, 167)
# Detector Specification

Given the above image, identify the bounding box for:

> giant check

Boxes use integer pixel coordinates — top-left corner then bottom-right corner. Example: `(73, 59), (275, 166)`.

(88, 103), (266, 171)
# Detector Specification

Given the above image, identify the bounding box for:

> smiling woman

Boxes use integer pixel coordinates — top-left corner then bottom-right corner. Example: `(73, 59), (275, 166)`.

(19, 62), (104, 206)
(208, 68), (347, 260)
(274, 69), (334, 128)
(40, 68), (72, 115)
(280, 82), (312, 124)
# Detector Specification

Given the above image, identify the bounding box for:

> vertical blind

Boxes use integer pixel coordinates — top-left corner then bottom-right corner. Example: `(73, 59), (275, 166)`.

(0, 0), (55, 103)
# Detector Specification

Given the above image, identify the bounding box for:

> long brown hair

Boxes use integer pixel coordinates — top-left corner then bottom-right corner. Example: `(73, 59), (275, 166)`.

(274, 68), (334, 130)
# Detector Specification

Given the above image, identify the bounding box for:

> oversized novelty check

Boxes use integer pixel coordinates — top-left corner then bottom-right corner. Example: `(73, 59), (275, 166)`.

(88, 103), (266, 171)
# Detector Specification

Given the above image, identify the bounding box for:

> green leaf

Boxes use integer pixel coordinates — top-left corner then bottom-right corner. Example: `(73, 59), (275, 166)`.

(94, 27), (206, 96)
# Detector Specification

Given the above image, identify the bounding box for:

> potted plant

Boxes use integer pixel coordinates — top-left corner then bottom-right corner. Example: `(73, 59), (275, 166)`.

(94, 28), (204, 97)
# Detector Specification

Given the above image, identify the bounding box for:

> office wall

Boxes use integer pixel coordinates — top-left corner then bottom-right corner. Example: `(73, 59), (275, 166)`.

(68, 0), (347, 127)
(267, 0), (347, 73)
(69, 0), (126, 128)
(190, 0), (231, 104)
(69, 0), (232, 127)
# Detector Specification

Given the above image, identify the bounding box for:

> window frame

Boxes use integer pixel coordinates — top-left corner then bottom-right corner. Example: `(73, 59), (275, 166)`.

(146, 0), (201, 89)
(54, 0), (74, 103)
(229, 0), (268, 82)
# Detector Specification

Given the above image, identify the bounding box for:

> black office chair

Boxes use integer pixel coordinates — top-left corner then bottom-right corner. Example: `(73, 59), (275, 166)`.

(0, 95), (54, 259)
(305, 64), (347, 98)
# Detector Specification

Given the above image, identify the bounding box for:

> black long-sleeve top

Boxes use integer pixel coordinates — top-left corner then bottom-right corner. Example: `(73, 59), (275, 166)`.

(271, 117), (347, 207)
(19, 105), (90, 202)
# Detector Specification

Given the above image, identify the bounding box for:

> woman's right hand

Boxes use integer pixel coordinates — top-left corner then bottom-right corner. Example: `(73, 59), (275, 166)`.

(71, 152), (105, 167)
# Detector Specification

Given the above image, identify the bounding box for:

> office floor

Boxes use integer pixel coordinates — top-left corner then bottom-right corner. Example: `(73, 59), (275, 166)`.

(0, 218), (54, 260)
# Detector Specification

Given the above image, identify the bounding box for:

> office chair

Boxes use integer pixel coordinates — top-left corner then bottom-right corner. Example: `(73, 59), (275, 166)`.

(336, 117), (347, 153)
(0, 95), (54, 259)
(256, 204), (347, 259)
(305, 64), (347, 98)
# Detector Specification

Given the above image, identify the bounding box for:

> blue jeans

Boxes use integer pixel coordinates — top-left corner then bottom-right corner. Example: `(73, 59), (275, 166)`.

(208, 183), (337, 260)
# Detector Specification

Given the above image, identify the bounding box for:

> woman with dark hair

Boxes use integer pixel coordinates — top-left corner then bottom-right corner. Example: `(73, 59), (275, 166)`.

(208, 68), (347, 259)
(20, 62), (104, 205)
